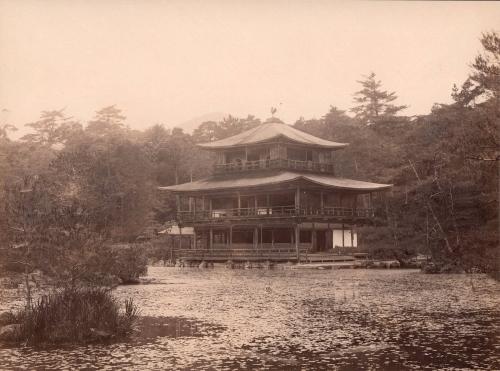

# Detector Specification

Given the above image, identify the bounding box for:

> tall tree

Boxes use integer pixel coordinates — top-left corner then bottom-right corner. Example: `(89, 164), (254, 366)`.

(86, 105), (127, 137)
(351, 72), (407, 125)
(20, 110), (81, 147)
(470, 31), (500, 101)
(0, 123), (17, 140)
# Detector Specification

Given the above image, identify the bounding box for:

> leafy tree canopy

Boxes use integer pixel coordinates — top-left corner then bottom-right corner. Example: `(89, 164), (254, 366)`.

(351, 72), (407, 125)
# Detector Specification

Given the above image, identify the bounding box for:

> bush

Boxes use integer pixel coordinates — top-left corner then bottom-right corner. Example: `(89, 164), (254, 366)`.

(13, 287), (139, 345)
(110, 245), (148, 284)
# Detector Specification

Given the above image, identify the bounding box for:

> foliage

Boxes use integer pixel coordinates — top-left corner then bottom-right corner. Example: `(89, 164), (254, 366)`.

(86, 105), (127, 138)
(20, 110), (82, 147)
(294, 32), (499, 273)
(12, 287), (139, 345)
(192, 114), (260, 142)
(470, 31), (500, 100)
(109, 245), (148, 284)
(0, 31), (497, 279)
(351, 72), (407, 125)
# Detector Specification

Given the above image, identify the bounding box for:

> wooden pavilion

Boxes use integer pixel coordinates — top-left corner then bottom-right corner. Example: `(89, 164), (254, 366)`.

(160, 117), (391, 263)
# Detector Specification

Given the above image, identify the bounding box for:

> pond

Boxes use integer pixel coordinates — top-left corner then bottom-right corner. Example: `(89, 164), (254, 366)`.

(1, 267), (499, 370)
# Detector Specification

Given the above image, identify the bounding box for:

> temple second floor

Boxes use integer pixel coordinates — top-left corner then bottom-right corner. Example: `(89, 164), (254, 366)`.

(160, 171), (392, 224)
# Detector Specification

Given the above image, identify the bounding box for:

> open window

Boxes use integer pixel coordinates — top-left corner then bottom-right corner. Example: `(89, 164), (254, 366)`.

(288, 147), (313, 162)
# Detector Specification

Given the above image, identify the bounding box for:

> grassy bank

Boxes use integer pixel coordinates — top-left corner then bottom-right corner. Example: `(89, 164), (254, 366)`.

(0, 287), (139, 345)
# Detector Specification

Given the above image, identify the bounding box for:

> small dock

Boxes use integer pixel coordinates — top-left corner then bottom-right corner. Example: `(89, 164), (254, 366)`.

(291, 261), (357, 269)
(300, 253), (356, 264)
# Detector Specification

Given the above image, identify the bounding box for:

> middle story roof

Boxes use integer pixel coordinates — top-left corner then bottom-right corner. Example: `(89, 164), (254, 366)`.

(197, 118), (348, 150)
(159, 171), (392, 194)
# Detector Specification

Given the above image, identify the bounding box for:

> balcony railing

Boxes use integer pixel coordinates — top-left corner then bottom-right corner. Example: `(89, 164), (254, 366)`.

(175, 244), (310, 261)
(178, 206), (374, 222)
(214, 158), (335, 174)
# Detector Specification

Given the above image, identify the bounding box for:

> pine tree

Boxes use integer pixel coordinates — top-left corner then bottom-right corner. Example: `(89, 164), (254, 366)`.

(351, 72), (407, 125)
(86, 105), (127, 137)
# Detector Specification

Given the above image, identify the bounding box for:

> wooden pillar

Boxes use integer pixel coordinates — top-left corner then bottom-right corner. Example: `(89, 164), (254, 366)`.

(342, 223), (345, 247)
(260, 224), (263, 249)
(170, 235), (174, 262)
(209, 228), (213, 250)
(253, 227), (258, 249)
(327, 222), (333, 251)
(295, 186), (301, 212)
(193, 228), (197, 250)
(312, 223), (317, 252)
(229, 226), (233, 248)
(271, 229), (274, 247)
(179, 225), (183, 250)
(266, 194), (270, 214)
(320, 191), (324, 213)
(176, 195), (181, 212)
(209, 198), (213, 217)
(295, 224), (300, 260)
(351, 224), (354, 248)
(237, 192), (241, 214)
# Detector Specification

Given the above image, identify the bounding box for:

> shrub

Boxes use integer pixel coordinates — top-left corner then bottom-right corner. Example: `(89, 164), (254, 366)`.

(110, 245), (148, 284)
(13, 287), (139, 345)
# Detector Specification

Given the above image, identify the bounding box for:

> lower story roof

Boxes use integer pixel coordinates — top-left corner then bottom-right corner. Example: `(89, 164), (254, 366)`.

(159, 171), (391, 194)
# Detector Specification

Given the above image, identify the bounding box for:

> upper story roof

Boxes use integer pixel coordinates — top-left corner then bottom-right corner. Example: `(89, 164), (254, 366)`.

(197, 117), (348, 150)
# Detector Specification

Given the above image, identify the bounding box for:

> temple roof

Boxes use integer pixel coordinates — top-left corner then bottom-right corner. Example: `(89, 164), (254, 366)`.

(159, 171), (391, 193)
(197, 117), (348, 150)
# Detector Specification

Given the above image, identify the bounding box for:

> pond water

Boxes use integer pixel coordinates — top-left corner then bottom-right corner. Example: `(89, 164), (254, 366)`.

(1, 267), (499, 370)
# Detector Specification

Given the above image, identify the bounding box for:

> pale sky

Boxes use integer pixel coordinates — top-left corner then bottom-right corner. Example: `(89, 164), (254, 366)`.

(0, 0), (499, 136)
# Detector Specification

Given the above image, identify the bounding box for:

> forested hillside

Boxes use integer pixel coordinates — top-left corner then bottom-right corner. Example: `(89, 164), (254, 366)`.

(0, 32), (497, 273)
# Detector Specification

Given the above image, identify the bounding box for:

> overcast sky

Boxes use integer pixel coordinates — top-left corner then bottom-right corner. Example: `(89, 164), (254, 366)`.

(0, 0), (499, 135)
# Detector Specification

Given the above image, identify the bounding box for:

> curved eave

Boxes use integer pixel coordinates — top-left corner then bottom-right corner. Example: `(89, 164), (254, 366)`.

(159, 171), (392, 194)
(197, 135), (349, 150)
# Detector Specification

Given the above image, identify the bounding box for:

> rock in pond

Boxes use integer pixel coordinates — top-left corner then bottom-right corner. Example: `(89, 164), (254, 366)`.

(0, 324), (21, 341)
(89, 328), (113, 341)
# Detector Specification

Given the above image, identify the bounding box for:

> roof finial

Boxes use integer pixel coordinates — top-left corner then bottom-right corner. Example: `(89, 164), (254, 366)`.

(270, 106), (277, 117)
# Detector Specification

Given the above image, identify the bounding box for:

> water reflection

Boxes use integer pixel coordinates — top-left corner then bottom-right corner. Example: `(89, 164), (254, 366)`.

(0, 268), (498, 370)
(136, 316), (226, 342)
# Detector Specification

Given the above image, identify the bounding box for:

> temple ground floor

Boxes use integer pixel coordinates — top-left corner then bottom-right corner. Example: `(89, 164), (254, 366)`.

(172, 222), (362, 263)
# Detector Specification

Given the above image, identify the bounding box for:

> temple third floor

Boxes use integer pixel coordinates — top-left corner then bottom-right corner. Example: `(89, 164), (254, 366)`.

(213, 143), (338, 175)
(196, 119), (348, 176)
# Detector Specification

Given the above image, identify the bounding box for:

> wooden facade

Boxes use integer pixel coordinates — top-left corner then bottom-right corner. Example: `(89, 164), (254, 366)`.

(161, 118), (390, 263)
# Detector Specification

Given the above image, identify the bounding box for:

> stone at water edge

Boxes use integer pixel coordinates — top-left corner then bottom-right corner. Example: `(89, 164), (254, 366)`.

(0, 324), (21, 341)
(89, 328), (113, 341)
(263, 260), (272, 269)
(387, 261), (401, 269)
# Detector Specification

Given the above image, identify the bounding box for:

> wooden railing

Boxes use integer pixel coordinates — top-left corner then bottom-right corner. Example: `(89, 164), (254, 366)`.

(214, 158), (335, 174)
(175, 244), (310, 261)
(178, 206), (374, 222)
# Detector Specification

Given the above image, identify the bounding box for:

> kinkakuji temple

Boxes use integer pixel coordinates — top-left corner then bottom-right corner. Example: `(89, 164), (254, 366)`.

(160, 117), (391, 264)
